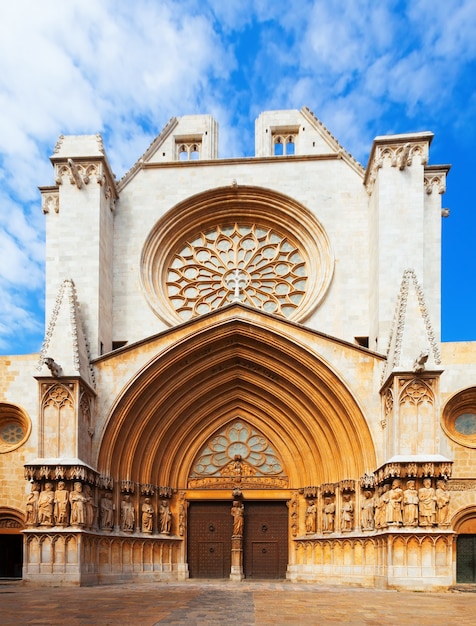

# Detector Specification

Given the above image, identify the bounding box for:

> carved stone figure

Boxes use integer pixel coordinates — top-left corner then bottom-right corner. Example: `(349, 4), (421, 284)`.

(84, 484), (94, 529)
(376, 484), (390, 528)
(70, 481), (87, 526)
(159, 500), (172, 534)
(361, 490), (375, 530)
(142, 498), (154, 533)
(100, 492), (114, 530)
(386, 479), (403, 526)
(25, 482), (40, 526)
(322, 497), (335, 532)
(402, 480), (419, 527)
(435, 480), (450, 526)
(305, 500), (317, 534)
(418, 478), (436, 526)
(341, 494), (354, 531)
(121, 495), (135, 531)
(38, 482), (55, 526)
(231, 500), (244, 536)
(54, 481), (70, 526)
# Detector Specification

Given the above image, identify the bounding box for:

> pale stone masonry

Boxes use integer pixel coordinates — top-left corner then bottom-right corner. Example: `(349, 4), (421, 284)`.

(0, 107), (475, 589)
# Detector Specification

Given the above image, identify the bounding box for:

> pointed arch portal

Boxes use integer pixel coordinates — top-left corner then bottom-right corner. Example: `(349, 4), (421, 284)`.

(98, 311), (376, 490)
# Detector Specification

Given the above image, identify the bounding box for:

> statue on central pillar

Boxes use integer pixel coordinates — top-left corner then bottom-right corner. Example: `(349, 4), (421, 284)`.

(230, 499), (245, 581)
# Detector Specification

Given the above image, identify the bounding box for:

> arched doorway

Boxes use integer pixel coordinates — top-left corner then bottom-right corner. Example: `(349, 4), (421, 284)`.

(454, 507), (476, 583)
(0, 508), (24, 578)
(97, 308), (377, 580)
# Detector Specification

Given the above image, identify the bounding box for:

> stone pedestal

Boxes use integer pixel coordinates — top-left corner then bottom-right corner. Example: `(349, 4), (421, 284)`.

(230, 535), (244, 581)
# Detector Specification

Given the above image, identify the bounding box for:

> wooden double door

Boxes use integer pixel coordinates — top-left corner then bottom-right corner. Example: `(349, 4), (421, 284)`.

(188, 500), (288, 579)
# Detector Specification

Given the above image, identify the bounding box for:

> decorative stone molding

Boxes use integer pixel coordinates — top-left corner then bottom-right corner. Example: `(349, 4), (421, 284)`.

(37, 278), (95, 386)
(381, 269), (441, 385)
(447, 479), (476, 491)
(374, 460), (452, 485)
(399, 378), (434, 406)
(365, 137), (430, 195)
(41, 190), (59, 214)
(24, 464), (99, 485)
(424, 172), (446, 195)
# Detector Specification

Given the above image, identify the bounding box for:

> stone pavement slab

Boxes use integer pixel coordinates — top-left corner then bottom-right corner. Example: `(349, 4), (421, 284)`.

(0, 580), (475, 626)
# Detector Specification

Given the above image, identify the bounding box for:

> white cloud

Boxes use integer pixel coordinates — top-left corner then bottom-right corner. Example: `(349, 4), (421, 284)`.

(1, 0), (475, 352)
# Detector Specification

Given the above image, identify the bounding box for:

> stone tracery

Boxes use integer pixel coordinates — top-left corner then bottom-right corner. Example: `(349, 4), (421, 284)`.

(167, 224), (307, 320)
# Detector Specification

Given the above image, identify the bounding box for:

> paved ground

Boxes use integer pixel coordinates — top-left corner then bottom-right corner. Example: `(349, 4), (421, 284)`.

(0, 579), (475, 626)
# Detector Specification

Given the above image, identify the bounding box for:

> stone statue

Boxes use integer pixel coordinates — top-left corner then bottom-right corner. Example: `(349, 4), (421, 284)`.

(121, 495), (135, 531)
(231, 500), (244, 536)
(418, 478), (436, 526)
(70, 481), (87, 526)
(54, 481), (70, 526)
(435, 480), (450, 526)
(159, 500), (172, 534)
(322, 497), (335, 532)
(100, 492), (114, 530)
(341, 494), (354, 531)
(402, 480), (419, 527)
(84, 484), (94, 529)
(305, 500), (317, 534)
(361, 490), (375, 530)
(38, 482), (55, 526)
(25, 482), (40, 526)
(141, 498), (154, 533)
(376, 484), (390, 529)
(386, 479), (403, 526)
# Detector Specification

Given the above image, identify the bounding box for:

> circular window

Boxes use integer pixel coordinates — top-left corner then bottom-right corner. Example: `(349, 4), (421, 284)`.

(442, 389), (476, 448)
(141, 185), (334, 325)
(0, 403), (31, 453)
(167, 224), (307, 320)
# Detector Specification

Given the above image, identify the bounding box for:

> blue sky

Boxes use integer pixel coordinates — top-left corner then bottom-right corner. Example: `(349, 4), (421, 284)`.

(0, 0), (475, 354)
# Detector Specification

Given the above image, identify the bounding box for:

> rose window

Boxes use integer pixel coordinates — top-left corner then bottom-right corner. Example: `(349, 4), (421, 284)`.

(191, 421), (284, 477)
(166, 224), (307, 320)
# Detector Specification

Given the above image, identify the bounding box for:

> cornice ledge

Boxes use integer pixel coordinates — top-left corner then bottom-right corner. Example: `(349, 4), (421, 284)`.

(364, 131), (434, 195)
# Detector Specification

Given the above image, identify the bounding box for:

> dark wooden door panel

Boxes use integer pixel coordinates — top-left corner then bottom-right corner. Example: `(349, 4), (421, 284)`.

(457, 535), (476, 583)
(188, 502), (232, 578)
(244, 501), (288, 579)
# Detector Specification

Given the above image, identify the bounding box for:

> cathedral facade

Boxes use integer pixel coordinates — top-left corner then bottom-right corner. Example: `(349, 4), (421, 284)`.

(1, 108), (475, 589)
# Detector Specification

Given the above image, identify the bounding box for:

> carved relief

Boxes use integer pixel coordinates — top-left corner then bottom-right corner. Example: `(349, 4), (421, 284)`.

(400, 379), (434, 406)
(288, 491), (299, 538)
